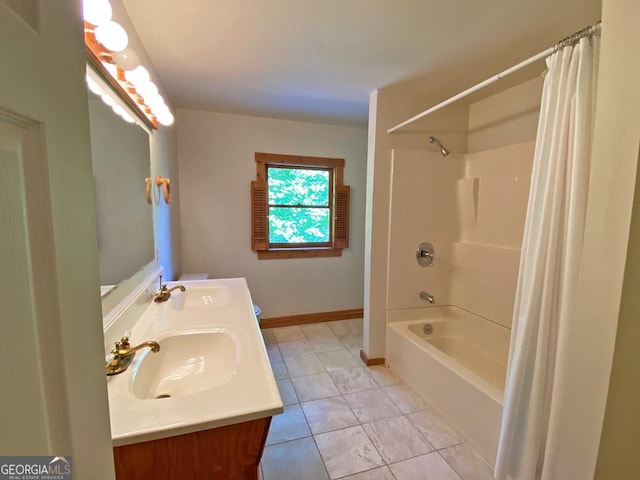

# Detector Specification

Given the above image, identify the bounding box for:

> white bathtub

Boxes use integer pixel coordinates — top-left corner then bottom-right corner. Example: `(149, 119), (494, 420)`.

(387, 306), (510, 466)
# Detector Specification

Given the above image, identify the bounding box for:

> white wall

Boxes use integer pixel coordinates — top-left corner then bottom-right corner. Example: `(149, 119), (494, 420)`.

(575, 0), (640, 475)
(177, 110), (367, 318)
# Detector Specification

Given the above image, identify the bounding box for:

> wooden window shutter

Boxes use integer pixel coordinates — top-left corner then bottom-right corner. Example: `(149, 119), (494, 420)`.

(251, 181), (268, 250)
(334, 185), (350, 249)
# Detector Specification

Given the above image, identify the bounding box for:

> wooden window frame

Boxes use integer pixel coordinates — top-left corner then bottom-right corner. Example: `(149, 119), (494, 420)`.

(251, 153), (350, 260)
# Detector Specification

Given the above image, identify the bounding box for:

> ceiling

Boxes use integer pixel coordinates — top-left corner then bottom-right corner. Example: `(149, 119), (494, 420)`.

(122, 0), (601, 127)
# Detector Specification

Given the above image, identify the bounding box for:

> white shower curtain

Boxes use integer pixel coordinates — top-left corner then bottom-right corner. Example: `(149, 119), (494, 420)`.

(494, 33), (600, 480)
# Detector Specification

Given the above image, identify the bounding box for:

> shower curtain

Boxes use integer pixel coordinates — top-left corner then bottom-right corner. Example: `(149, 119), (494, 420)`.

(494, 33), (600, 480)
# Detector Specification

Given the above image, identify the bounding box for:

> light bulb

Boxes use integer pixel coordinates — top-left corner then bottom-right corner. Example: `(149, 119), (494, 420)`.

(101, 93), (115, 106)
(86, 75), (103, 96)
(83, 0), (112, 26)
(155, 104), (170, 116)
(112, 104), (125, 117)
(112, 48), (140, 71)
(136, 80), (158, 100)
(125, 66), (150, 86)
(121, 112), (135, 123)
(157, 110), (174, 126)
(95, 21), (128, 52)
(147, 93), (166, 112)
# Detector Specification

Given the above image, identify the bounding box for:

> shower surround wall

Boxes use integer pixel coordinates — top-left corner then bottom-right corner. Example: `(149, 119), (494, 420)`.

(388, 78), (541, 326)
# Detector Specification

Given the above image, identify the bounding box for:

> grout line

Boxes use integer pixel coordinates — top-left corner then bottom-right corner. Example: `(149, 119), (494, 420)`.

(295, 384), (332, 480)
(434, 450), (464, 480)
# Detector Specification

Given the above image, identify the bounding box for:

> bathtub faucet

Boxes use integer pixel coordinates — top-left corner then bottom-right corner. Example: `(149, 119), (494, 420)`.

(420, 291), (434, 303)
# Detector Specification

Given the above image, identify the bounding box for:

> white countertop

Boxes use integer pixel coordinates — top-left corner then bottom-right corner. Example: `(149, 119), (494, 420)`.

(106, 277), (283, 447)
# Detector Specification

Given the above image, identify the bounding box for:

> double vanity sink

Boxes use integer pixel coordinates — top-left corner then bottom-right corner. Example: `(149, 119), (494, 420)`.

(105, 277), (282, 479)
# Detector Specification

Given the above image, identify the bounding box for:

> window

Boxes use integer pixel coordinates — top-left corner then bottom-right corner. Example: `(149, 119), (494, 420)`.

(251, 153), (350, 259)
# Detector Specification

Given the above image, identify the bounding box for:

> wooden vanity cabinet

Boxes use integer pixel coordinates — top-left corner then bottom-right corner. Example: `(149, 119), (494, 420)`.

(113, 416), (271, 480)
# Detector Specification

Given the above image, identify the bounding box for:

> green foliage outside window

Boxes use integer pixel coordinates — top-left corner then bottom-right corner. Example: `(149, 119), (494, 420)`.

(267, 167), (330, 243)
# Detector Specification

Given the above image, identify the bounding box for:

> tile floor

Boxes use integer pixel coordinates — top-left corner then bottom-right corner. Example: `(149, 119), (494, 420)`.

(259, 319), (494, 480)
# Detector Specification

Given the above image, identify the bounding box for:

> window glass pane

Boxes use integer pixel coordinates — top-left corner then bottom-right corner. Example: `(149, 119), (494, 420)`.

(268, 167), (329, 206)
(269, 207), (330, 243)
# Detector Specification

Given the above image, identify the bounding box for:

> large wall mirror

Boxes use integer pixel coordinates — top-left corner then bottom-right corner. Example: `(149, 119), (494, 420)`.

(87, 66), (155, 314)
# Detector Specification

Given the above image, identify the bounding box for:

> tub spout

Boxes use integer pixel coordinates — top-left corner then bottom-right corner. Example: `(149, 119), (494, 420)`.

(420, 291), (434, 303)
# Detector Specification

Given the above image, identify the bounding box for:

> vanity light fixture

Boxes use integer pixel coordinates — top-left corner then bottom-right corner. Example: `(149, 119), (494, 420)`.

(83, 0), (175, 128)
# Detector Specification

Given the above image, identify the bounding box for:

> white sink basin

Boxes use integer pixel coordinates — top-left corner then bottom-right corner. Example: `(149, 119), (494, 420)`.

(183, 286), (232, 308)
(132, 331), (238, 400)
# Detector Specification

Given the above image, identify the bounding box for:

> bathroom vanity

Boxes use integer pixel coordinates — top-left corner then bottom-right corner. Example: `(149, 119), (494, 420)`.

(105, 277), (282, 480)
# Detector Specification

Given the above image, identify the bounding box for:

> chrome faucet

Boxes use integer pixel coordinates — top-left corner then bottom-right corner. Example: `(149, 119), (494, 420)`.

(420, 291), (435, 304)
(154, 275), (186, 303)
(106, 335), (160, 375)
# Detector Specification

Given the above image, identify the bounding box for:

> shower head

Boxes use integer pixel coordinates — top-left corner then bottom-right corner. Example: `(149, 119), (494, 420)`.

(428, 136), (450, 157)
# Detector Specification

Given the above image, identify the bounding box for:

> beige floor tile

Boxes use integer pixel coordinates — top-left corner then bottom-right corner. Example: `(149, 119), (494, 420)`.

(406, 410), (462, 450)
(301, 322), (336, 339)
(329, 367), (379, 394)
(343, 389), (402, 423)
(340, 466), (396, 480)
(389, 452), (462, 480)
(339, 334), (364, 351)
(283, 352), (326, 377)
(278, 339), (315, 357)
(439, 443), (494, 480)
(266, 344), (283, 364)
(261, 329), (277, 345)
(327, 319), (359, 336)
(347, 321), (364, 340)
(262, 437), (329, 480)
(271, 362), (289, 379)
(266, 404), (310, 445)
(300, 396), (359, 434)
(291, 372), (340, 402)
(366, 365), (402, 387)
(310, 336), (347, 353)
(362, 415), (434, 463)
(273, 325), (306, 342)
(315, 425), (384, 479)
(276, 378), (299, 405)
(349, 346), (364, 358)
(318, 350), (361, 371)
(382, 384), (427, 414)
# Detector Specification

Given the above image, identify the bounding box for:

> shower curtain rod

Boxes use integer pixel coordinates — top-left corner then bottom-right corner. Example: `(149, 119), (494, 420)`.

(387, 22), (601, 134)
